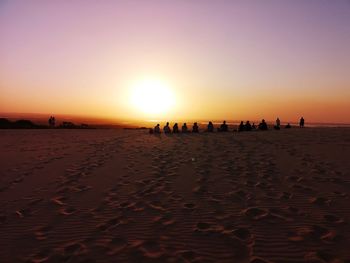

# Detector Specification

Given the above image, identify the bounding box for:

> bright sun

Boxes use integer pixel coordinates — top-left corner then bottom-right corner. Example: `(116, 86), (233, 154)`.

(130, 78), (175, 116)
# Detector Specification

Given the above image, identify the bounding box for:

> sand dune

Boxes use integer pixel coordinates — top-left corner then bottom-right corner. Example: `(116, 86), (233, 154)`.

(0, 128), (349, 262)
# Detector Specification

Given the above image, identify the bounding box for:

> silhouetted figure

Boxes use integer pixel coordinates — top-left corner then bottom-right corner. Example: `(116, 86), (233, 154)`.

(276, 117), (280, 128)
(252, 123), (256, 130)
(173, 123), (179, 133)
(48, 116), (56, 128)
(285, 123), (291, 129)
(163, 122), (171, 133)
(219, 120), (228, 132)
(245, 121), (252, 131)
(154, 124), (161, 134)
(238, 121), (245, 132)
(192, 122), (199, 133)
(274, 118), (281, 130)
(299, 117), (305, 128)
(207, 121), (214, 132)
(258, 119), (268, 130)
(182, 123), (188, 133)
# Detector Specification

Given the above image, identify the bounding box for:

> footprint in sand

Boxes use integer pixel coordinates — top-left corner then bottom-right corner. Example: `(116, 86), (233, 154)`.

(304, 250), (340, 263)
(59, 207), (76, 216)
(104, 237), (128, 255)
(195, 222), (212, 232)
(51, 196), (66, 206)
(323, 214), (345, 224)
(97, 217), (124, 231)
(137, 240), (165, 260)
(249, 257), (272, 263)
(34, 225), (52, 241)
(183, 202), (196, 210)
(176, 250), (198, 262)
(288, 225), (333, 242)
(243, 207), (269, 220)
(15, 208), (32, 218)
(309, 196), (331, 206)
(60, 242), (87, 258)
(27, 250), (50, 263)
(231, 227), (253, 242)
(279, 191), (292, 200)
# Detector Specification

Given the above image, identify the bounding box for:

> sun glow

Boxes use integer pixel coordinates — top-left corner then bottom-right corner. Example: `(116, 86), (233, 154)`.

(130, 78), (176, 116)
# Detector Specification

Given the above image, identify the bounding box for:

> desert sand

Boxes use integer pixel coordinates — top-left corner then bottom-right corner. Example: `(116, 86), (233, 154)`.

(0, 128), (349, 262)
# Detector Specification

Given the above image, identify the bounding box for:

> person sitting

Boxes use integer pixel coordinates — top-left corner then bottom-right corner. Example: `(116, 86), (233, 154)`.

(285, 123), (291, 129)
(192, 122), (199, 133)
(163, 122), (171, 133)
(251, 123), (256, 130)
(238, 121), (245, 132)
(299, 117), (305, 128)
(258, 119), (268, 130)
(245, 121), (252, 131)
(182, 123), (188, 133)
(154, 124), (161, 134)
(173, 123), (179, 133)
(219, 120), (228, 132)
(207, 121), (214, 132)
(274, 117), (281, 130)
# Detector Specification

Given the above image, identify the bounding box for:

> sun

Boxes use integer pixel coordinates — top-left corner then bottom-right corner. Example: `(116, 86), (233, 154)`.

(130, 78), (176, 116)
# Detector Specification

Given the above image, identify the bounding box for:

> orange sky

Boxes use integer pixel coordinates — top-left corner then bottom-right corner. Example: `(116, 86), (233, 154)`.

(1, 1), (350, 124)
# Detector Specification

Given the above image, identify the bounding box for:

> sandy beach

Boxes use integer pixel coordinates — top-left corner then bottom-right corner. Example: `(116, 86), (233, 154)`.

(0, 128), (349, 262)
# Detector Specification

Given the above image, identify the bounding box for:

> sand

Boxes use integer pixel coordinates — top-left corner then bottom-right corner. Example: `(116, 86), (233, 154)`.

(0, 128), (349, 262)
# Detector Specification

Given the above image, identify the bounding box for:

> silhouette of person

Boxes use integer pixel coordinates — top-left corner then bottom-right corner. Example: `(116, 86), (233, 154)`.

(276, 117), (280, 128)
(258, 119), (268, 130)
(48, 116), (56, 128)
(219, 120), (228, 132)
(299, 117), (305, 128)
(163, 122), (171, 133)
(207, 121), (214, 132)
(245, 121), (252, 131)
(285, 123), (291, 129)
(238, 121), (245, 132)
(182, 123), (188, 133)
(252, 123), (256, 130)
(173, 123), (179, 133)
(154, 124), (161, 134)
(274, 117), (281, 130)
(192, 122), (199, 133)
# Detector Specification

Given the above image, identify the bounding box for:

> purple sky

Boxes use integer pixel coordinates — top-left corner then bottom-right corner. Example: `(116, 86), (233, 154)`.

(1, 0), (350, 122)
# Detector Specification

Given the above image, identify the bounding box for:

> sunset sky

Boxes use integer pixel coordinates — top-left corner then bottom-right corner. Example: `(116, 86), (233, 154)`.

(1, 0), (350, 123)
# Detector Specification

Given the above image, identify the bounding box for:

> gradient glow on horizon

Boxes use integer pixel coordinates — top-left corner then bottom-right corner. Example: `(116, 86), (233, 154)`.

(1, 0), (350, 123)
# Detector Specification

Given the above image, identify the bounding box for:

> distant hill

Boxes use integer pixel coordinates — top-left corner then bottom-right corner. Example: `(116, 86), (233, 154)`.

(0, 118), (46, 129)
(0, 118), (97, 129)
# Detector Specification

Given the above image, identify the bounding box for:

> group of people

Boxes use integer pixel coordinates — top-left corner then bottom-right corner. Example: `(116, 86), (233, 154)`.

(149, 117), (305, 134)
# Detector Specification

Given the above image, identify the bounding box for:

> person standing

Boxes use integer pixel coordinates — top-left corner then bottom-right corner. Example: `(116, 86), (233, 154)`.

(299, 117), (305, 128)
(276, 117), (280, 128)
(182, 123), (188, 133)
(192, 122), (199, 133)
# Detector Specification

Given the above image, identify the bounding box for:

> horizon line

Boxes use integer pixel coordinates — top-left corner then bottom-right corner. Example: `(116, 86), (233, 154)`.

(1, 112), (350, 126)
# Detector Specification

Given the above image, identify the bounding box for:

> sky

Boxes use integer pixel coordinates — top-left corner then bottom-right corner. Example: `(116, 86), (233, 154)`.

(1, 0), (350, 123)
